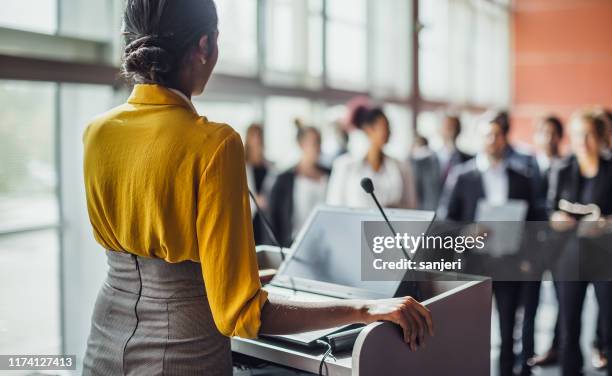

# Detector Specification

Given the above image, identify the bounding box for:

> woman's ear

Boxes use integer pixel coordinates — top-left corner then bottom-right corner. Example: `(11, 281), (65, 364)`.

(197, 34), (210, 64)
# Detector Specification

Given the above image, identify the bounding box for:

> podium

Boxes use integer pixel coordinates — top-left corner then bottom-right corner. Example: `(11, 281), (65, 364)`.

(231, 246), (492, 376)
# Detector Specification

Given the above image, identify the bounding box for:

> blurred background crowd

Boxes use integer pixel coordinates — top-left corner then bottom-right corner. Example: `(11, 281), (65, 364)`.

(246, 104), (612, 376)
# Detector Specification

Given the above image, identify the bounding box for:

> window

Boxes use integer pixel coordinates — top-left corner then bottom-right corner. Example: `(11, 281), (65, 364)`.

(194, 100), (262, 140)
(419, 0), (474, 103)
(369, 0), (412, 98)
(0, 81), (60, 357)
(264, 96), (321, 169)
(384, 104), (413, 160)
(0, 230), (61, 355)
(418, 0), (449, 101)
(0, 81), (58, 232)
(473, 0), (510, 106)
(215, 0), (259, 76)
(325, 0), (368, 90)
(419, 0), (510, 106)
(264, 0), (323, 88)
(57, 0), (115, 41)
(0, 0), (57, 34)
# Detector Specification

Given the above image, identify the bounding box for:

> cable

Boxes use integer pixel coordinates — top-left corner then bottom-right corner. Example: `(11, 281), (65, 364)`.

(316, 340), (334, 376)
(122, 254), (142, 375)
(248, 189), (286, 261)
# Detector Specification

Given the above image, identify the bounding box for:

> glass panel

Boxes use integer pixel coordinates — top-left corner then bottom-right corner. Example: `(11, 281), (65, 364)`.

(420, 0), (510, 105)
(0, 81), (58, 233)
(264, 0), (323, 87)
(0, 0), (57, 34)
(0, 229), (61, 356)
(57, 0), (115, 41)
(215, 0), (258, 76)
(473, 1), (510, 106)
(327, 0), (367, 24)
(384, 104), (413, 160)
(326, 22), (367, 90)
(264, 96), (317, 169)
(194, 100), (262, 140)
(370, 0), (412, 98)
(416, 111), (441, 150)
(418, 0), (449, 101)
(325, 0), (367, 90)
(447, 0), (473, 103)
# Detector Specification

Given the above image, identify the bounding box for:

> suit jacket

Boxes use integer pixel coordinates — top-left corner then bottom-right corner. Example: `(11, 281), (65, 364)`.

(443, 159), (536, 222)
(547, 155), (612, 216)
(411, 149), (472, 211)
(268, 165), (331, 248)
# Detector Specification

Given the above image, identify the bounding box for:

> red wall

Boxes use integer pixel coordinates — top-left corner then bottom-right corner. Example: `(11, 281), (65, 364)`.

(512, 0), (612, 146)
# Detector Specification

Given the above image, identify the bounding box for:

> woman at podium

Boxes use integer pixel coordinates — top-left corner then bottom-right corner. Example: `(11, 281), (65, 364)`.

(81, 1), (433, 374)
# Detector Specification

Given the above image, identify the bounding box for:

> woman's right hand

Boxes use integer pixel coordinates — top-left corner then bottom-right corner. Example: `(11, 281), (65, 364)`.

(359, 296), (434, 351)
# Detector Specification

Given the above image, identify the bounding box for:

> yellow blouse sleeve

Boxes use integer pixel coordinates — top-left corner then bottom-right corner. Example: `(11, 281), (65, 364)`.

(196, 130), (268, 338)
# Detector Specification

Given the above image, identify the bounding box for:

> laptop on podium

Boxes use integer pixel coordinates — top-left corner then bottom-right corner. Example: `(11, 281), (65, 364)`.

(262, 205), (435, 347)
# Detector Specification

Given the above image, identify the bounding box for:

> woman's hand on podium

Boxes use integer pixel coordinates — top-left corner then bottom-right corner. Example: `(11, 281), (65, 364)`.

(360, 296), (434, 351)
(259, 295), (433, 351)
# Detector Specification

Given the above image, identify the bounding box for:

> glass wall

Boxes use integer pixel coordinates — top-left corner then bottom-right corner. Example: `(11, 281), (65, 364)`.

(419, 0), (510, 106)
(0, 0), (58, 34)
(0, 80), (60, 358)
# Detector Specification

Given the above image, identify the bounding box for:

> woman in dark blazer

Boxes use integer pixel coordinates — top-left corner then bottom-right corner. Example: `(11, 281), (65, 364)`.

(269, 123), (330, 248)
(548, 109), (612, 376)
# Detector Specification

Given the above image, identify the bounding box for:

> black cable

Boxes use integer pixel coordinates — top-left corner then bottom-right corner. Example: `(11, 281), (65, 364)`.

(316, 340), (334, 376)
(248, 189), (286, 261)
(122, 254), (142, 375)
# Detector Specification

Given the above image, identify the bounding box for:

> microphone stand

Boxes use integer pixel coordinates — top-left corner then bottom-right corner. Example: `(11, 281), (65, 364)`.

(361, 178), (419, 300)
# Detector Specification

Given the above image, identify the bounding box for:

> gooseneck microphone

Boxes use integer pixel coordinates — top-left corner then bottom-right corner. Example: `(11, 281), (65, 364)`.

(360, 177), (410, 261)
(360, 178), (420, 302)
(248, 190), (286, 261)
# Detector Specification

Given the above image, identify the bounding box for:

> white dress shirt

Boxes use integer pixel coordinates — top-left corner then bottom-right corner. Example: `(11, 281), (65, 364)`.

(326, 153), (417, 209)
(476, 153), (509, 206)
(436, 145), (454, 172)
(292, 175), (328, 237)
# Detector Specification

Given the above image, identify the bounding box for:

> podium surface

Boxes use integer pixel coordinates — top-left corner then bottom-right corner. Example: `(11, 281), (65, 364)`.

(234, 250), (492, 376)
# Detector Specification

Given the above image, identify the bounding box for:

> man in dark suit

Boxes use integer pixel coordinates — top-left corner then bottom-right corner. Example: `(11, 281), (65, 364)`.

(442, 114), (536, 376)
(411, 115), (472, 211)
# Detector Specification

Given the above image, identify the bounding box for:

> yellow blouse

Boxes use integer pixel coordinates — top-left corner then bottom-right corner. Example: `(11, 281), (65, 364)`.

(83, 84), (268, 339)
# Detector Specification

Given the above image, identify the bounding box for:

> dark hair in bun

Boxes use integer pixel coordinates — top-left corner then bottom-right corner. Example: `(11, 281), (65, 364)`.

(121, 0), (218, 86)
(350, 105), (388, 129)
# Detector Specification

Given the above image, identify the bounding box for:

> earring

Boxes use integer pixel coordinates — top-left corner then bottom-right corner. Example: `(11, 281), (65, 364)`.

(200, 56), (207, 65)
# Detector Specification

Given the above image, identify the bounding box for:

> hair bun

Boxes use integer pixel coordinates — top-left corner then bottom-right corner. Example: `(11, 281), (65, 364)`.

(122, 35), (175, 84)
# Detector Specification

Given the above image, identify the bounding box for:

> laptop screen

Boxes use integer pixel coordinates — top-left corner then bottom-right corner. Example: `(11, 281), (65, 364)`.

(273, 206), (435, 298)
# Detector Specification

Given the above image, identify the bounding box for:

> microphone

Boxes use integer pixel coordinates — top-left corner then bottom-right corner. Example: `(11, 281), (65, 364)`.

(248, 190), (286, 262)
(360, 178), (420, 302)
(360, 178), (410, 261)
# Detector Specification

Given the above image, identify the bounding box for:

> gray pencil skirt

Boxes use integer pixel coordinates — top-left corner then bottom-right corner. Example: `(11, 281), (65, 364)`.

(82, 250), (231, 376)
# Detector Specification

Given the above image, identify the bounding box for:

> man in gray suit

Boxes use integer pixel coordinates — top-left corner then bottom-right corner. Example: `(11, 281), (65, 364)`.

(411, 115), (472, 211)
